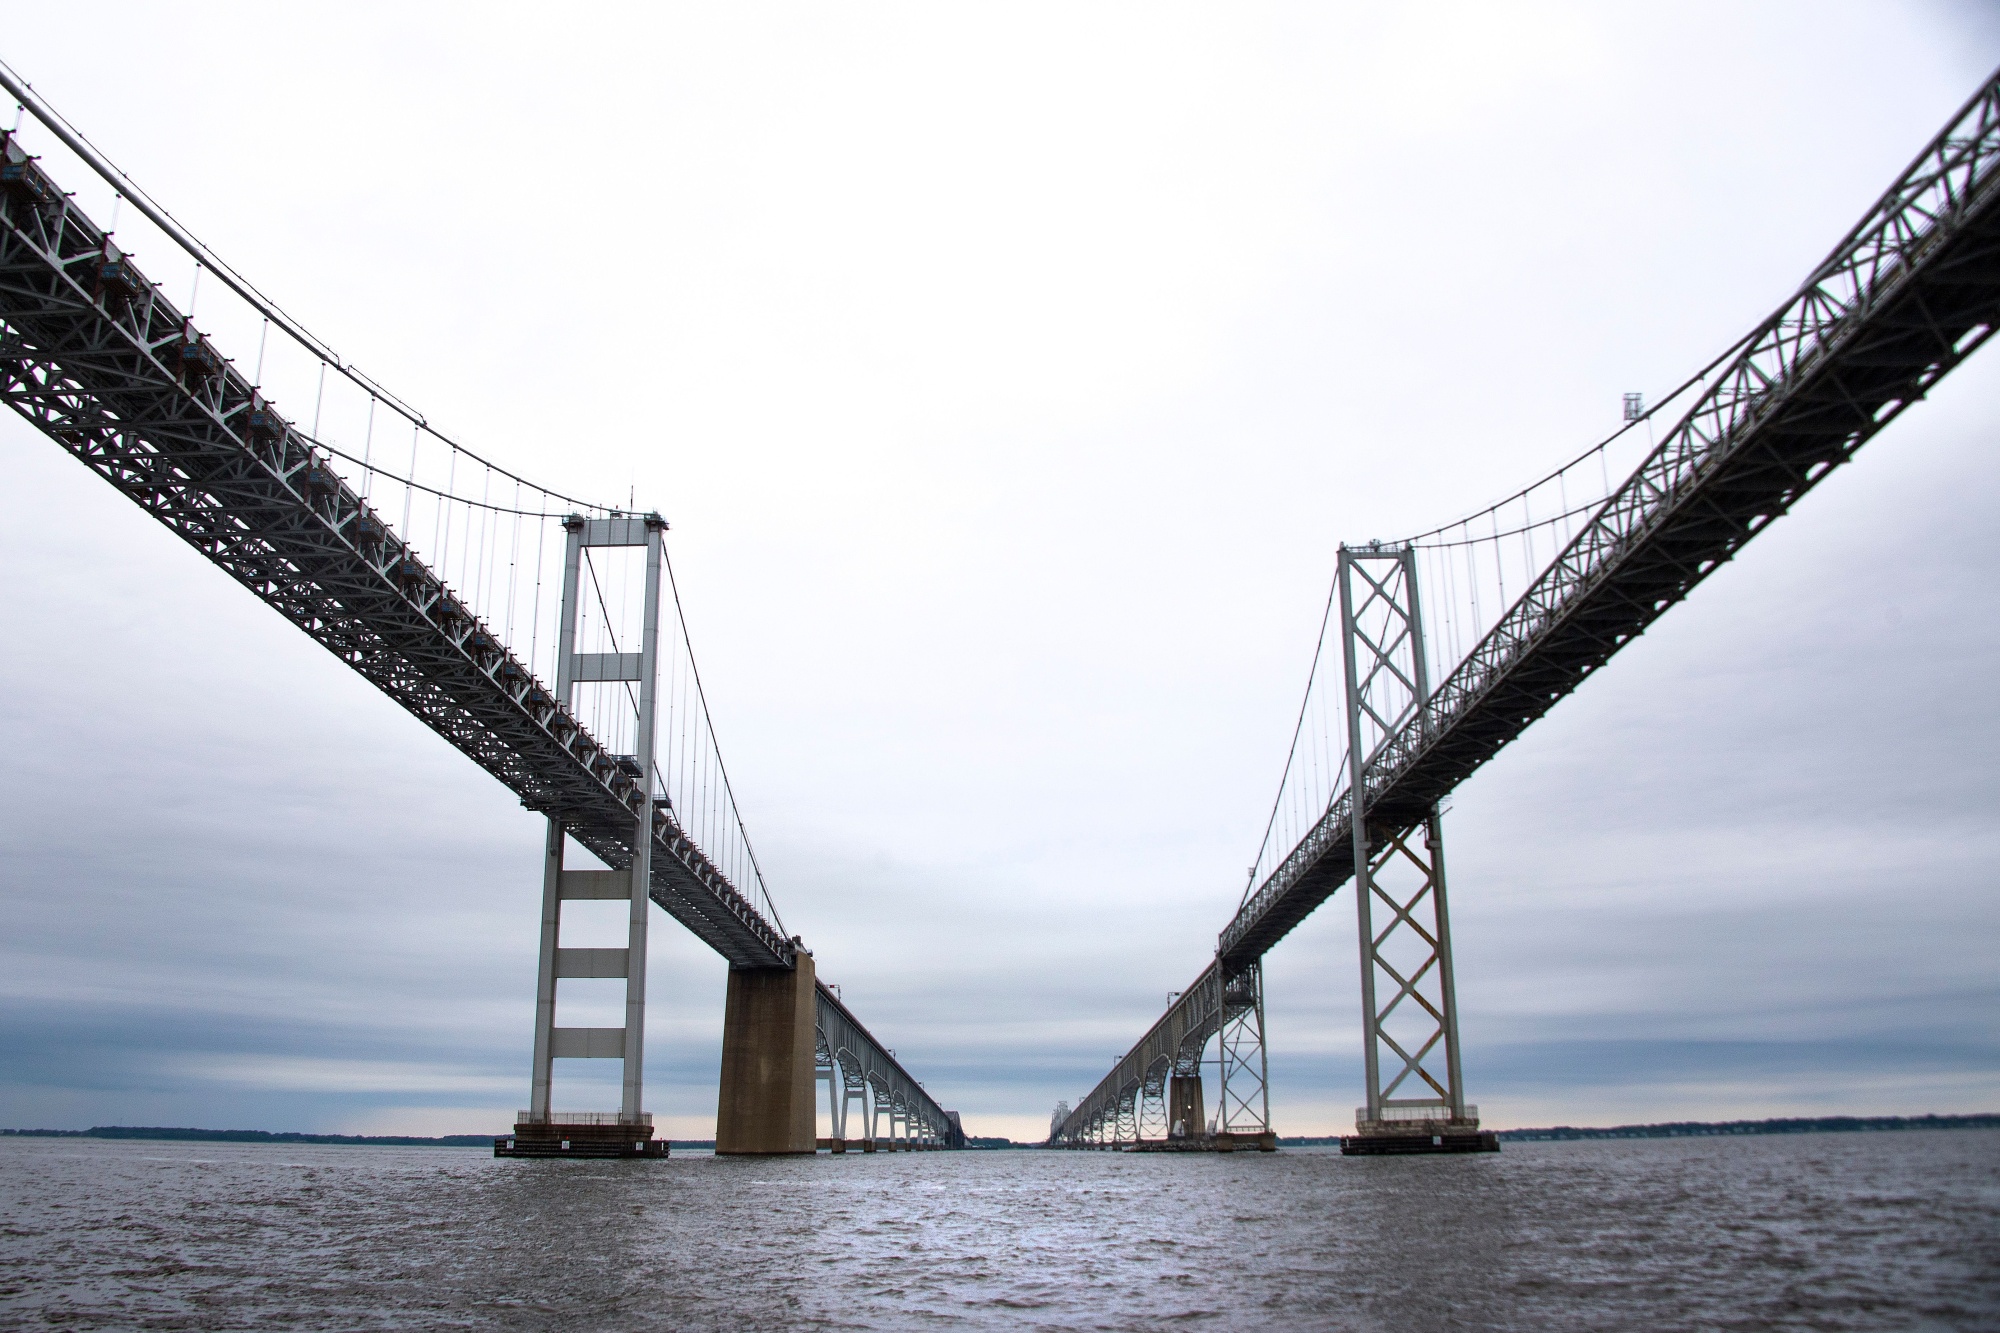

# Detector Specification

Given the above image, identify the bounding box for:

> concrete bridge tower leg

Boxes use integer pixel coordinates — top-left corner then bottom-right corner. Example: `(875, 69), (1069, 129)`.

(500, 514), (668, 1161)
(715, 953), (819, 1154)
(1168, 1072), (1204, 1140)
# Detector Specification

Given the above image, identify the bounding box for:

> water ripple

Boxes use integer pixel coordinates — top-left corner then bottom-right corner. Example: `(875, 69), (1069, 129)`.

(2, 1131), (1996, 1329)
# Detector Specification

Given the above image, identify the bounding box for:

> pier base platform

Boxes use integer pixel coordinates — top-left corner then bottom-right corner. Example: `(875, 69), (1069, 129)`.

(1340, 1129), (1499, 1155)
(495, 1119), (668, 1159)
(1126, 1131), (1277, 1153)
(816, 1137), (945, 1152)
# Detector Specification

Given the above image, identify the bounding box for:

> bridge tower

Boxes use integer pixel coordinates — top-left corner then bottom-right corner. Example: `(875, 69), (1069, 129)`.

(505, 514), (669, 1158)
(1336, 544), (1494, 1154)
(1211, 960), (1275, 1149)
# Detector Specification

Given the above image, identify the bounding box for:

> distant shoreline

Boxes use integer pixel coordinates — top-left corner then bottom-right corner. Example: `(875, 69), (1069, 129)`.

(1277, 1113), (2000, 1146)
(0, 1126), (720, 1150)
(1495, 1113), (2000, 1141)
(8, 1114), (1995, 1150)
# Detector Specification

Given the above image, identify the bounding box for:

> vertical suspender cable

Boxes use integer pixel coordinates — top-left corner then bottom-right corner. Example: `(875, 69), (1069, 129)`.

(360, 395), (376, 502)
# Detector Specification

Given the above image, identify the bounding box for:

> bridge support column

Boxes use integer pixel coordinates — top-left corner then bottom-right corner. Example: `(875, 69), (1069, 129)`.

(1336, 544), (1495, 1155)
(1168, 1073), (1204, 1140)
(1339, 812), (1493, 1152)
(1114, 1093), (1137, 1146)
(844, 1078), (870, 1149)
(504, 514), (668, 1162)
(875, 1092), (898, 1149)
(1213, 961), (1276, 1150)
(816, 1036), (844, 1150)
(1138, 1076), (1168, 1141)
(716, 953), (818, 1155)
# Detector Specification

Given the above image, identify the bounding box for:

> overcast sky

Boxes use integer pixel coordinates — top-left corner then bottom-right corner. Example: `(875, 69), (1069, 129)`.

(2, 3), (1997, 1142)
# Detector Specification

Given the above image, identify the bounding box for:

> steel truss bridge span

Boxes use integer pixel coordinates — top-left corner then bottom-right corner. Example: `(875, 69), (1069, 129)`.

(1055, 67), (2000, 1148)
(0, 84), (951, 1144)
(1055, 962), (1268, 1150)
(816, 983), (959, 1147)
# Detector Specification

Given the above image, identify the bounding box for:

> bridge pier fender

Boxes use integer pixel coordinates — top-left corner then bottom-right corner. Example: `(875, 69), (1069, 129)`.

(716, 952), (818, 1154)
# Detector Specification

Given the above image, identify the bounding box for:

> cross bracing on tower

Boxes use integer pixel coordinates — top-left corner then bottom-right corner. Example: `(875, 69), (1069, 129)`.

(1053, 63), (2000, 1151)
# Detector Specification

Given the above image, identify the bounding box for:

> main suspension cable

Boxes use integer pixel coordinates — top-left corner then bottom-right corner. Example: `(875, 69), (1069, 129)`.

(1242, 576), (1343, 911)
(0, 57), (616, 516)
(1391, 326), (1758, 546)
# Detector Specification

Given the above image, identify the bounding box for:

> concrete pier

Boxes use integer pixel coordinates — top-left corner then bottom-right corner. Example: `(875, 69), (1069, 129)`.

(716, 953), (818, 1155)
(1169, 1073), (1205, 1141)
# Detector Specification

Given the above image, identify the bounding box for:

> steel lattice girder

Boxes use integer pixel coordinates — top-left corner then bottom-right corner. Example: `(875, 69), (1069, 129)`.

(1050, 963), (1258, 1146)
(1215, 1001), (1269, 1131)
(1217, 66), (2000, 971)
(0, 131), (795, 971)
(1359, 821), (1461, 1111)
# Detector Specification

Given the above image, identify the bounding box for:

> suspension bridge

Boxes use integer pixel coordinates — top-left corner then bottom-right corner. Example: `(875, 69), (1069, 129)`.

(1052, 66), (2000, 1153)
(0, 65), (959, 1157)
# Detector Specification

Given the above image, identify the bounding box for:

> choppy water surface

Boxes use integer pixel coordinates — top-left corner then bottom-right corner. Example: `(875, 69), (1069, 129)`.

(2, 1130), (1995, 1330)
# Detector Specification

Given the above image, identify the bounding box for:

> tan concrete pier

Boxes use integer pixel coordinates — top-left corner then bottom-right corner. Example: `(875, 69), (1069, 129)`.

(715, 952), (818, 1154)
